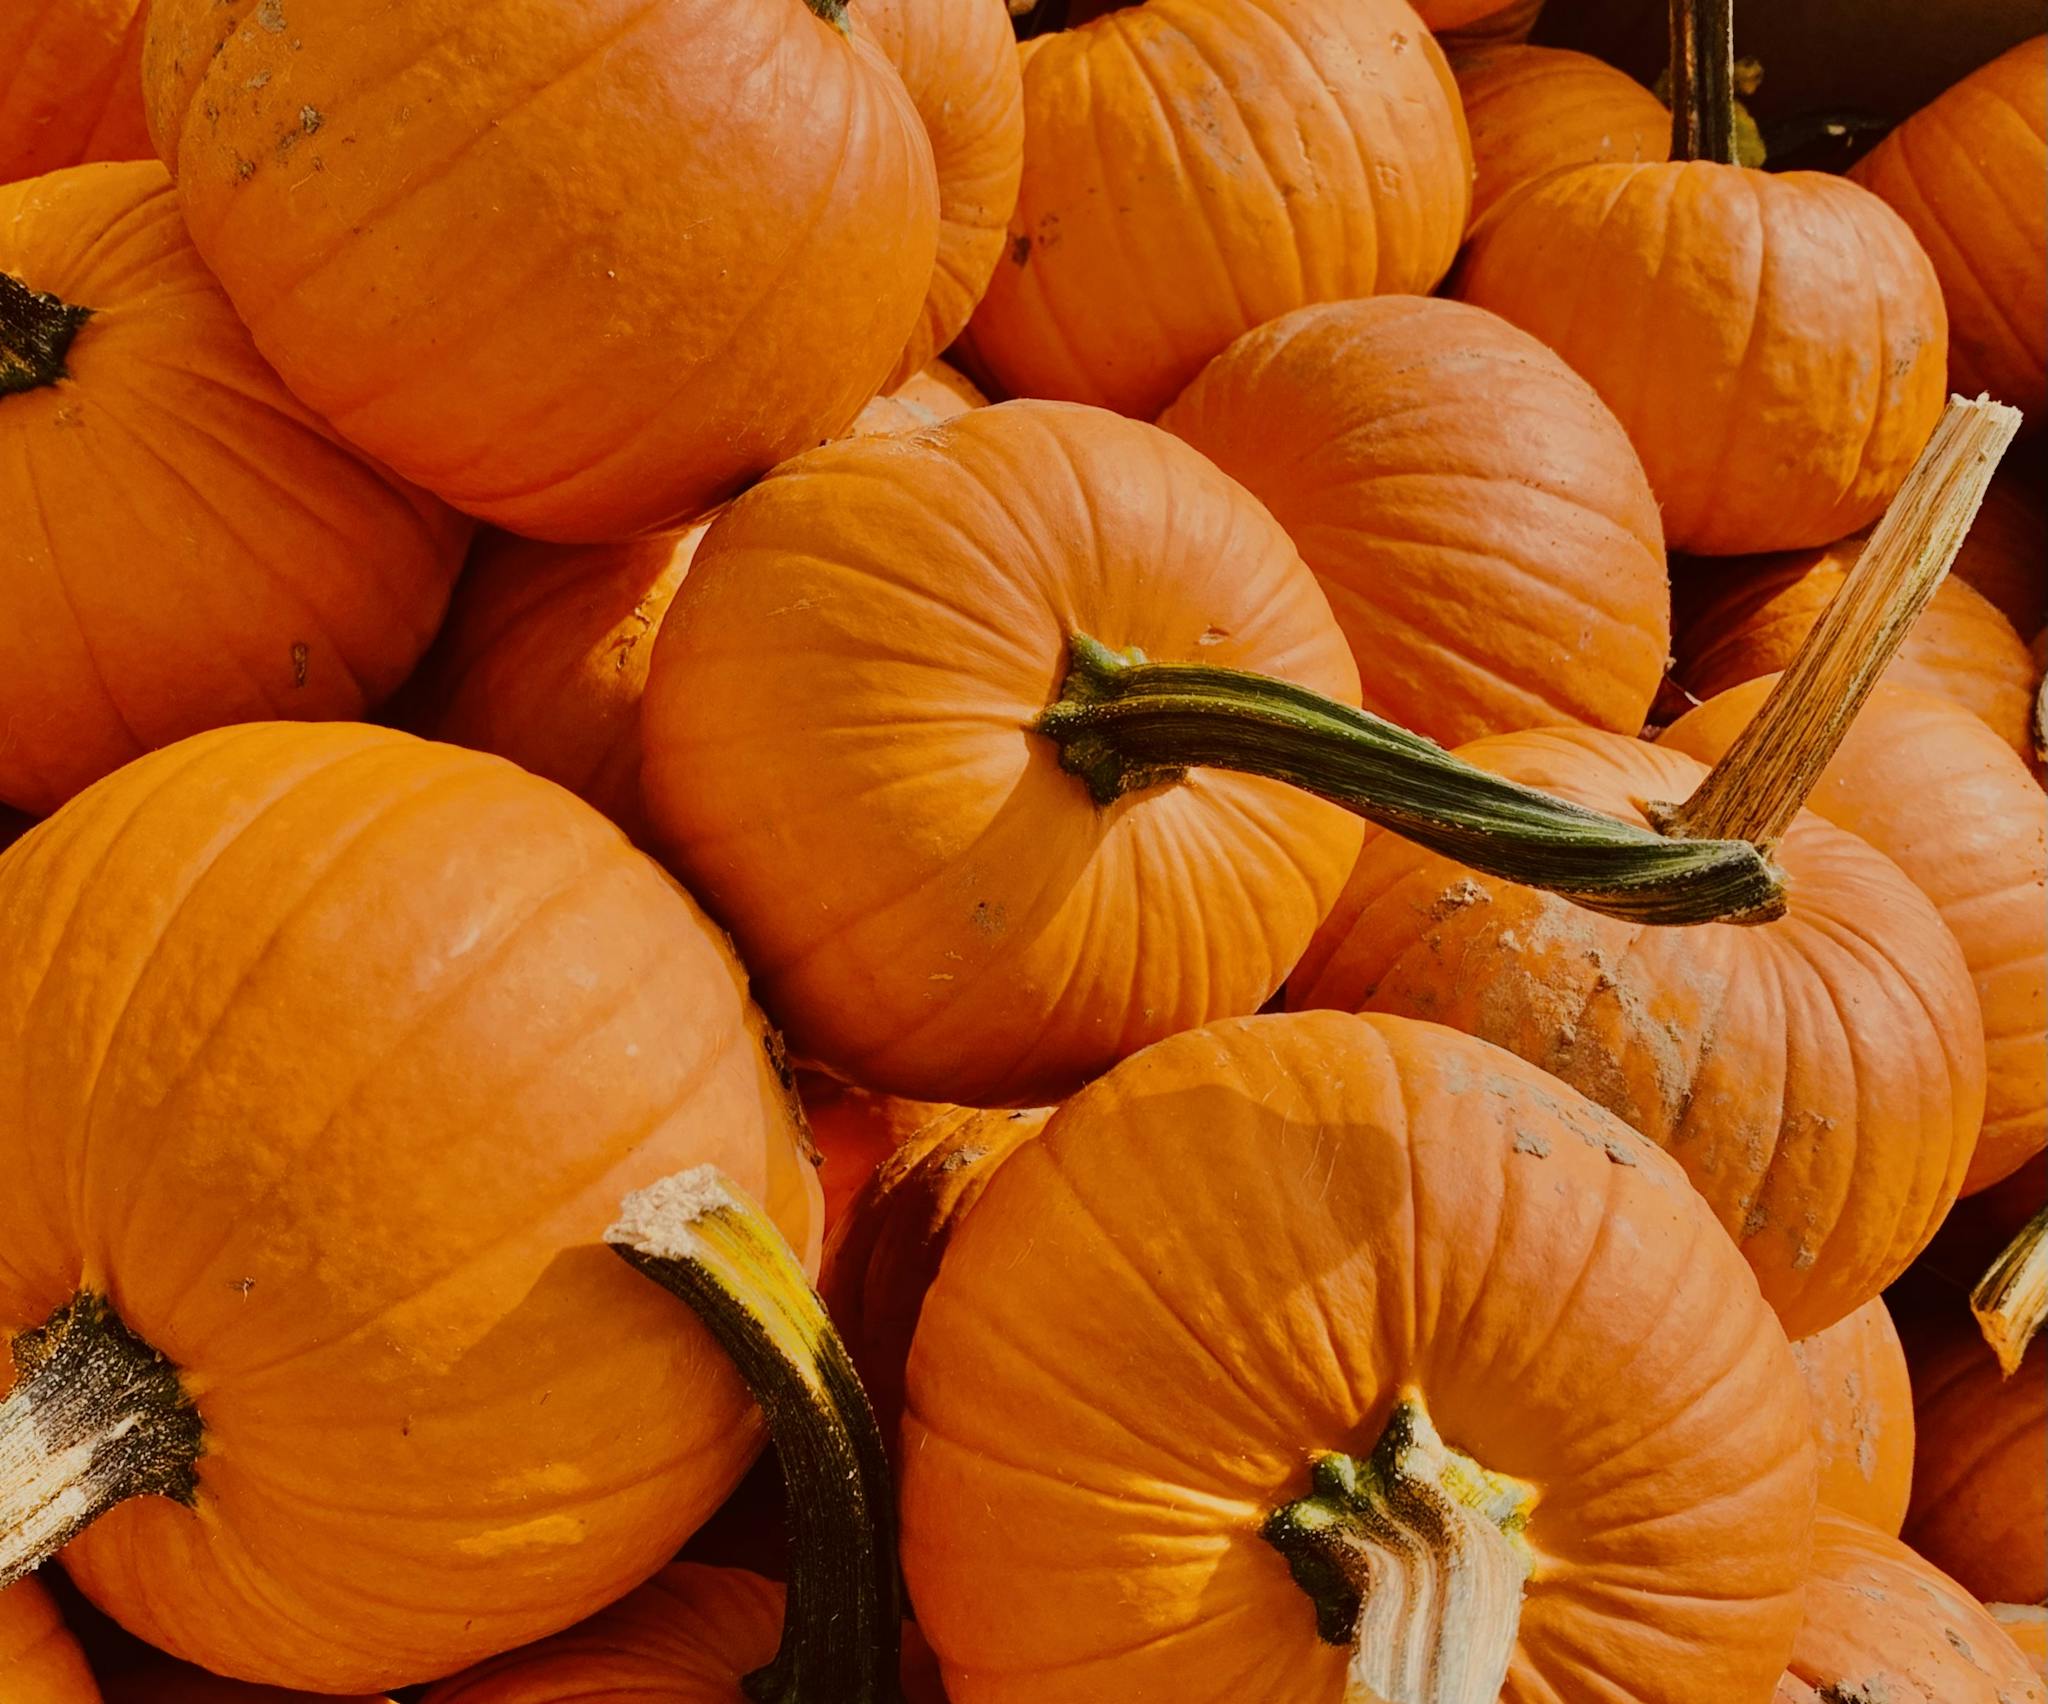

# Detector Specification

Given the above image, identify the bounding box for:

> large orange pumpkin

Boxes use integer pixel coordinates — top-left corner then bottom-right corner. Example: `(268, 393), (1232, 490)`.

(1675, 544), (2039, 762)
(1789, 1300), (1916, 1535)
(902, 1012), (1816, 1702)
(1904, 1328), (2047, 1606)
(0, 160), (470, 817)
(0, 723), (820, 1690)
(1664, 679), (2046, 1195)
(0, 3), (151, 183)
(859, 0), (1023, 388)
(0, 1577), (99, 1703)
(1158, 296), (1669, 750)
(1451, 42), (1670, 222)
(1852, 37), (2047, 425)
(142, 0), (939, 542)
(1774, 1509), (2043, 1704)
(963, 0), (1471, 418)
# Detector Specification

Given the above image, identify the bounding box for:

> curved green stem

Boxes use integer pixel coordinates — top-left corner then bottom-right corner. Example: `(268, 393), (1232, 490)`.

(1, 272), (92, 398)
(608, 1168), (901, 1704)
(1669, 0), (1738, 164)
(1971, 1205), (2046, 1378)
(1036, 635), (1784, 927)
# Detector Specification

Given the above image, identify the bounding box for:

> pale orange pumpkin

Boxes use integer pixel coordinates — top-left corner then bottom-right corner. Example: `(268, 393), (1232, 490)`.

(1789, 1299), (1916, 1535)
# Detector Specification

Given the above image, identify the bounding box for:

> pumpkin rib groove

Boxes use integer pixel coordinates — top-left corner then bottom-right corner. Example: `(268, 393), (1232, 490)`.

(1912, 111), (2035, 357)
(1681, 170), (1771, 521)
(1827, 204), (1894, 521)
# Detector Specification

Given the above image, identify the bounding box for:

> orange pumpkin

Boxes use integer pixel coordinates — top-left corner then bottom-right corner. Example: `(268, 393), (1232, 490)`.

(1904, 1327), (2047, 1606)
(99, 1655), (387, 1703)
(1852, 37), (2047, 425)
(1774, 1508), (2043, 1704)
(1664, 679), (2046, 1195)
(1946, 465), (2048, 637)
(1990, 1605), (2048, 1682)
(1158, 296), (1669, 750)
(1451, 42), (1670, 222)
(143, 0), (939, 542)
(858, 0), (1023, 388)
(1789, 1299), (1916, 1535)
(0, 2), (150, 183)
(796, 1072), (950, 1236)
(0, 1577), (99, 1703)
(902, 1012), (1816, 1702)
(885, 360), (989, 425)
(963, 0), (1471, 418)
(0, 160), (470, 817)
(1425, 0), (1545, 42)
(1675, 544), (2040, 762)
(0, 723), (820, 1690)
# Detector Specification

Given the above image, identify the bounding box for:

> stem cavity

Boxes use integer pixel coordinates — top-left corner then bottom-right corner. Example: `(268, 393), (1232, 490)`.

(608, 1167), (900, 1704)
(1669, 0), (1738, 164)
(1264, 1392), (1537, 1704)
(1972, 1205), (2046, 1377)
(0, 1294), (203, 1589)
(0, 272), (93, 398)
(1655, 396), (2022, 849)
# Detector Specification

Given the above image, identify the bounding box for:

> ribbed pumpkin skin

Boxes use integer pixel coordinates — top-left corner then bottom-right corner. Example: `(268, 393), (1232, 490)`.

(0, 724), (821, 1690)
(1158, 296), (1668, 749)
(1789, 1300), (1916, 1535)
(965, 0), (1471, 418)
(1852, 37), (2047, 424)
(0, 2), (151, 182)
(1664, 680), (2046, 1194)
(860, 0), (1023, 389)
(1676, 545), (2038, 761)
(902, 1012), (1815, 1704)
(0, 161), (470, 817)
(1774, 1510), (2044, 1704)
(1452, 43), (1670, 222)
(1291, 729), (1986, 1339)
(642, 401), (1364, 1107)
(1455, 162), (1947, 556)
(0, 1579), (101, 1703)
(1904, 1330), (2047, 1606)
(142, 0), (938, 542)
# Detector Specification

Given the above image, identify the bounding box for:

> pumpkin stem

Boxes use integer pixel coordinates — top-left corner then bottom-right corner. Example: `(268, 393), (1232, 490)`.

(608, 1167), (901, 1704)
(1971, 1204), (2046, 1377)
(1668, 0), (1738, 164)
(1263, 1391), (1537, 1704)
(802, 0), (852, 35)
(1652, 395), (2022, 851)
(0, 271), (93, 398)
(1035, 634), (1785, 926)
(0, 1294), (203, 1590)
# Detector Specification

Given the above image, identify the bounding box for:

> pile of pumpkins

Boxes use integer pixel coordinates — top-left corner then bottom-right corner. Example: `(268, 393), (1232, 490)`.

(1, 0), (2043, 1699)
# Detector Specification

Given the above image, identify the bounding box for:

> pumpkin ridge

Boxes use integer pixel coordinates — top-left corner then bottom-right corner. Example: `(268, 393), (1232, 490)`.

(1910, 108), (2037, 356)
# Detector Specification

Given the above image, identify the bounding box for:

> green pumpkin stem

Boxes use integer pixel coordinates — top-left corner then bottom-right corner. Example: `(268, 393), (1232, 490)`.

(1972, 1205), (2046, 1378)
(1653, 395), (2022, 852)
(803, 0), (852, 35)
(608, 1168), (902, 1704)
(0, 1294), (203, 1590)
(1669, 0), (1739, 164)
(1036, 635), (1785, 927)
(1263, 1391), (1537, 1704)
(0, 271), (92, 398)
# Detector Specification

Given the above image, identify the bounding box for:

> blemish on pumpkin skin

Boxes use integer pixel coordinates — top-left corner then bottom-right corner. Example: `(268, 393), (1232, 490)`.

(1009, 233), (1031, 267)
(1511, 1128), (1551, 1158)
(256, 0), (287, 31)
(971, 900), (1007, 937)
(290, 643), (309, 687)
(452, 1513), (588, 1557)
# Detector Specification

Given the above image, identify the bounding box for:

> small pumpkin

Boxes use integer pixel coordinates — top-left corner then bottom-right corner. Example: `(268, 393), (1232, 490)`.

(0, 1577), (99, 1703)
(0, 160), (470, 817)
(0, 723), (820, 1690)
(1789, 1299), (1916, 1536)
(797, 1072), (951, 1236)
(1675, 544), (2040, 763)
(143, 0), (940, 541)
(1451, 42), (1670, 222)
(1851, 37), (2047, 425)
(1455, 0), (1947, 555)
(884, 359), (990, 425)
(1774, 1508), (2043, 1704)
(1158, 296), (1669, 750)
(1664, 679), (2046, 1195)
(963, 0), (1471, 418)
(1903, 1326), (2047, 1607)
(902, 1011), (1817, 1702)
(0, 2), (150, 183)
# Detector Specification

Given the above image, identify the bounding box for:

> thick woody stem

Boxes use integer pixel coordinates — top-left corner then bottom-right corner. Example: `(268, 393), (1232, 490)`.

(608, 1168), (901, 1704)
(1669, 0), (1738, 164)
(1263, 1391), (1537, 1704)
(1655, 396), (2022, 851)
(0, 1294), (203, 1589)
(1971, 1206), (2046, 1377)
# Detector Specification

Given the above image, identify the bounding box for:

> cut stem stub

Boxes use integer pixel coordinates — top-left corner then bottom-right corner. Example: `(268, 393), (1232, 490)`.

(0, 1293), (203, 1589)
(608, 1167), (901, 1704)
(0, 271), (92, 398)
(1972, 1205), (2046, 1378)
(1264, 1391), (1537, 1704)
